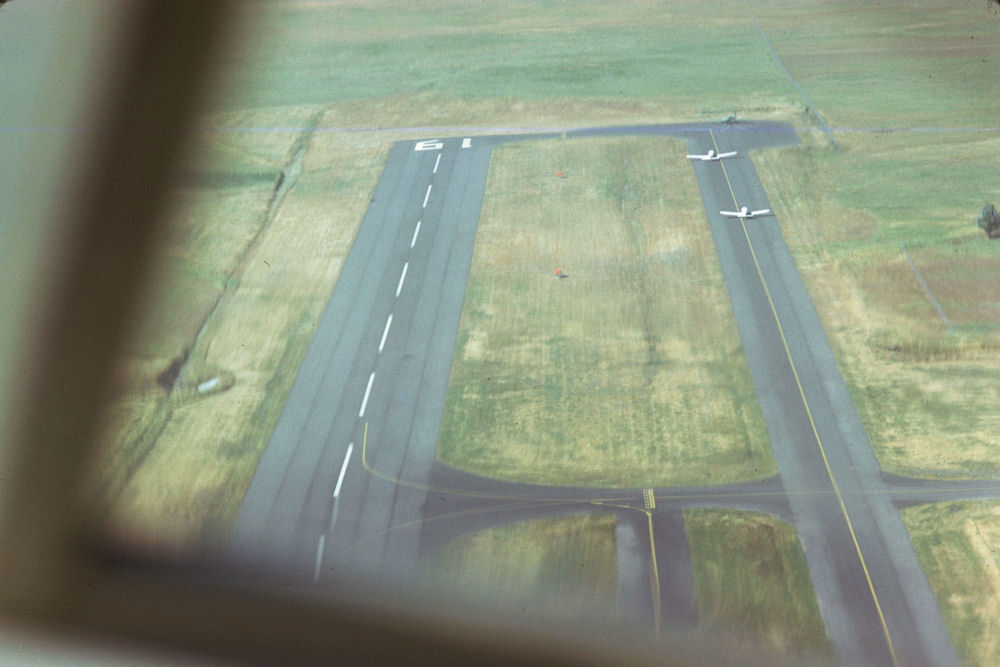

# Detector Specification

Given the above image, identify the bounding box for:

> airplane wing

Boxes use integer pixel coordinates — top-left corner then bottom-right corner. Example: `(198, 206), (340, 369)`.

(719, 211), (741, 217)
(686, 153), (709, 160)
(717, 151), (738, 158)
(750, 209), (771, 216)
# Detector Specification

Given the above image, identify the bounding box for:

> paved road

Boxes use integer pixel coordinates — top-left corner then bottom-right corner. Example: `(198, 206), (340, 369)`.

(227, 122), (995, 664)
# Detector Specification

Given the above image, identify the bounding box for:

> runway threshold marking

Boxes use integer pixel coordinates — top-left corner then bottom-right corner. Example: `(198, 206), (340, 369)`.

(710, 129), (899, 667)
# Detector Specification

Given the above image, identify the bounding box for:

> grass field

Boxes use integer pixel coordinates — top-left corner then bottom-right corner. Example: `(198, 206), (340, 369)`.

(423, 513), (619, 623)
(683, 509), (830, 661)
(437, 137), (774, 487)
(903, 501), (1000, 666)
(217, 1), (809, 128)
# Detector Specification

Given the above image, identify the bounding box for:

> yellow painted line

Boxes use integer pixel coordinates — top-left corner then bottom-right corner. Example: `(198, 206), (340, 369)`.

(361, 421), (640, 505)
(646, 509), (662, 638)
(709, 130), (898, 666)
(355, 498), (585, 544)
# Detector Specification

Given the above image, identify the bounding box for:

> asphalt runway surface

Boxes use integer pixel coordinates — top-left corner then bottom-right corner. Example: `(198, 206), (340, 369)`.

(228, 122), (999, 665)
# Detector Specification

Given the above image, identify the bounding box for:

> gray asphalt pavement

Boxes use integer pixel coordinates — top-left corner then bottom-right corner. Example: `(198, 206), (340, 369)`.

(227, 122), (996, 664)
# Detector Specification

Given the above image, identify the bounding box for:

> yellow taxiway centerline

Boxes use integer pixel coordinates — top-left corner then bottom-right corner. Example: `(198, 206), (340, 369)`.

(709, 129), (898, 666)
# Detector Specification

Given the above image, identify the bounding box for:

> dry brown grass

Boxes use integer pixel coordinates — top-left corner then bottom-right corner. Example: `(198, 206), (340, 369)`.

(423, 513), (618, 622)
(684, 509), (830, 661)
(438, 137), (774, 487)
(903, 502), (1000, 666)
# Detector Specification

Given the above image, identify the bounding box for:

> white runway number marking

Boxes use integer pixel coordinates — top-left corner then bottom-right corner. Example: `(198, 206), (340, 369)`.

(462, 137), (471, 148)
(414, 139), (443, 151)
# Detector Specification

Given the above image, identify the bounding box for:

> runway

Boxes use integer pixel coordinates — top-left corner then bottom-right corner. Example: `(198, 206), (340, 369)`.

(227, 122), (993, 664)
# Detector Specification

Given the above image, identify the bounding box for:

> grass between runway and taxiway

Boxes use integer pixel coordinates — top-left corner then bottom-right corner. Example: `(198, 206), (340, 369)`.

(683, 509), (831, 662)
(902, 501), (1000, 667)
(437, 137), (775, 487)
(423, 513), (619, 623)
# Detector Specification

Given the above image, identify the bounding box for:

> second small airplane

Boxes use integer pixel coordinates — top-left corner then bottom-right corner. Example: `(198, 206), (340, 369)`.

(687, 149), (737, 161)
(720, 206), (771, 219)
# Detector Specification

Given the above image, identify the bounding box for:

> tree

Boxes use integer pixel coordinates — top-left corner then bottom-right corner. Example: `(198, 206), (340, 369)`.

(977, 203), (1000, 239)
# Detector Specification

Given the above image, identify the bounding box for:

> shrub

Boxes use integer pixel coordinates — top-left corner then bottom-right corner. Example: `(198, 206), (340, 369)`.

(977, 203), (1000, 239)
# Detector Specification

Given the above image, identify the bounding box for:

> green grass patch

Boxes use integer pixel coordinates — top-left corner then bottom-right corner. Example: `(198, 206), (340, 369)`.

(902, 502), (1000, 666)
(684, 509), (831, 661)
(215, 1), (813, 127)
(752, 0), (1000, 129)
(437, 137), (774, 487)
(423, 513), (619, 622)
(754, 127), (1000, 480)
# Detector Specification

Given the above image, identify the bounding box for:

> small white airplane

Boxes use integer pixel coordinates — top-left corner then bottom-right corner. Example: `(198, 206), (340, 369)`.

(720, 206), (771, 219)
(687, 148), (737, 161)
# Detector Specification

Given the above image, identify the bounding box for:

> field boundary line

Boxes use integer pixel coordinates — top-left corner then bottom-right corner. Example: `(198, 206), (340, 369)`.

(752, 17), (839, 154)
(901, 244), (953, 329)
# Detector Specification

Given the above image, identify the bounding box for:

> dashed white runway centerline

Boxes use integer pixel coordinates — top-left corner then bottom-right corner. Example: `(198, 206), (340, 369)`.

(411, 220), (421, 248)
(396, 262), (409, 297)
(358, 372), (375, 417)
(378, 314), (393, 353)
